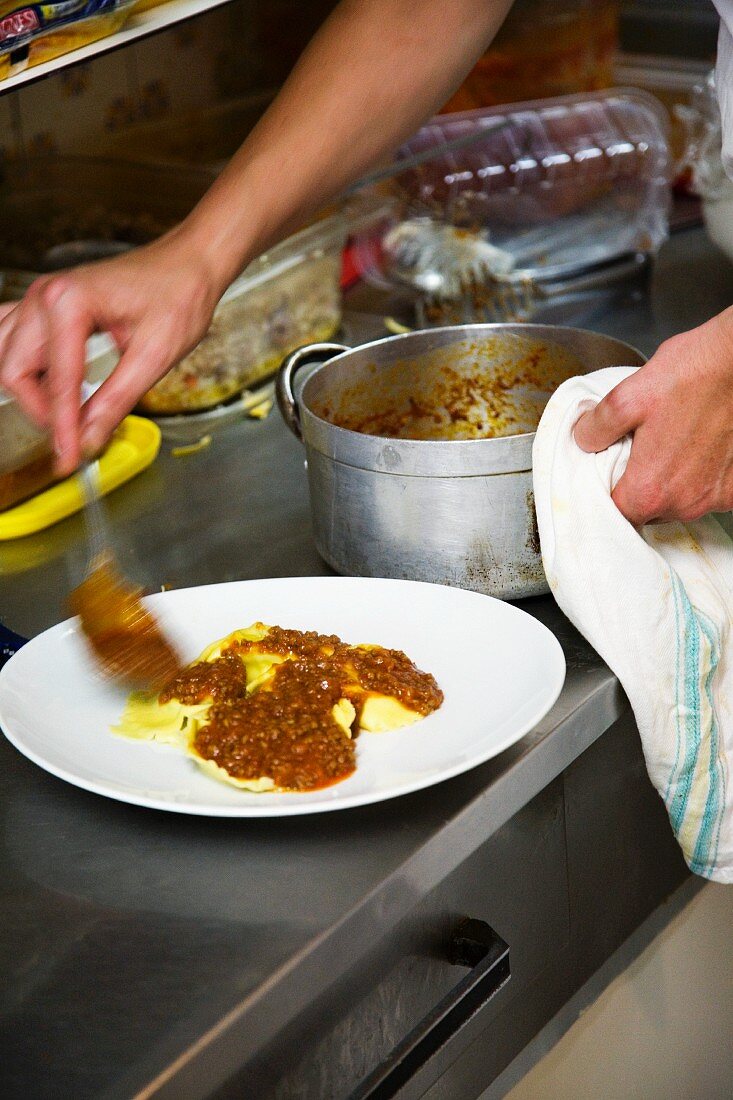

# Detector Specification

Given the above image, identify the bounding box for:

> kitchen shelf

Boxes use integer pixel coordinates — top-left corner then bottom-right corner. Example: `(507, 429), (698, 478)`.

(0, 0), (234, 96)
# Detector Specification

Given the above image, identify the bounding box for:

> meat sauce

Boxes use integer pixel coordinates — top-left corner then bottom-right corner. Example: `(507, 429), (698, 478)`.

(69, 559), (180, 690)
(160, 651), (248, 705)
(160, 626), (443, 792)
(0, 451), (57, 512)
(315, 339), (582, 442)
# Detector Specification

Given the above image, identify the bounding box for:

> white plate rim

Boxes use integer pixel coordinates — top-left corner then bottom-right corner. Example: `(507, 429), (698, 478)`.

(0, 576), (566, 817)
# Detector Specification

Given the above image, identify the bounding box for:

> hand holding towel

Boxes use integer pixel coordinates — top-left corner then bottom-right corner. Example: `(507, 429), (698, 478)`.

(533, 367), (733, 882)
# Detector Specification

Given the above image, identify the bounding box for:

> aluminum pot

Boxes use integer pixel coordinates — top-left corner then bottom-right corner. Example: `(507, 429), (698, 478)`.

(276, 324), (645, 599)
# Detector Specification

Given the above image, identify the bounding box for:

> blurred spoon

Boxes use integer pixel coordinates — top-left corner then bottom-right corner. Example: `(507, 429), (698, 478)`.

(68, 460), (180, 691)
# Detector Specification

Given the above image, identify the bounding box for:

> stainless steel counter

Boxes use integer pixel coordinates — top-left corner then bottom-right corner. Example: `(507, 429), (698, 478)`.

(1, 225), (731, 1099)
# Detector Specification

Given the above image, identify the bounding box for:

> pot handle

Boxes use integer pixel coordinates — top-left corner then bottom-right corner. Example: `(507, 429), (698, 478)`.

(276, 342), (350, 440)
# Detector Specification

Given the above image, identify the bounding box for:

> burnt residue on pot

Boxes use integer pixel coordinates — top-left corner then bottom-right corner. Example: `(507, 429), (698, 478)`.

(526, 489), (541, 556)
(313, 333), (582, 442)
(464, 532), (546, 599)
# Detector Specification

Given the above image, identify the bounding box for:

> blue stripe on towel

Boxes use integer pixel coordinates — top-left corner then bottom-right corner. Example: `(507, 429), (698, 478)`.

(665, 573), (684, 809)
(665, 574), (724, 877)
(690, 612), (725, 875)
(666, 573), (699, 827)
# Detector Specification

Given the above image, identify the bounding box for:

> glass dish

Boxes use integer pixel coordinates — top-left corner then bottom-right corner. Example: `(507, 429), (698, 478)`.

(137, 214), (348, 415)
(0, 335), (117, 510)
(0, 159), (384, 420)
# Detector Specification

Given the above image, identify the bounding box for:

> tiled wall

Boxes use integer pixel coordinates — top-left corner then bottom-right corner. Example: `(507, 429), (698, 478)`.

(0, 0), (335, 165)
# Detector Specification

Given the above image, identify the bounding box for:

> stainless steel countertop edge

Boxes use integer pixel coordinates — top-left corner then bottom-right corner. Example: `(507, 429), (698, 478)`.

(112, 673), (627, 1100)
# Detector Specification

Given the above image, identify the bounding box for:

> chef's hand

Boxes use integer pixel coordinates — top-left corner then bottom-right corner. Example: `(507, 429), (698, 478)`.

(574, 308), (733, 525)
(0, 230), (223, 477)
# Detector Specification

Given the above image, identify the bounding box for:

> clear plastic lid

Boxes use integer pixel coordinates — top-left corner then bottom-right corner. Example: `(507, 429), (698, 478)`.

(349, 88), (671, 289)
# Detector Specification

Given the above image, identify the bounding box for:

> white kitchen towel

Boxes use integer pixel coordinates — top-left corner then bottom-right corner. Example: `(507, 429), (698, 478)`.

(533, 366), (733, 882)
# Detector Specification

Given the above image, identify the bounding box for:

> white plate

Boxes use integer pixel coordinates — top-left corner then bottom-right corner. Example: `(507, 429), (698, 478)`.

(0, 577), (565, 817)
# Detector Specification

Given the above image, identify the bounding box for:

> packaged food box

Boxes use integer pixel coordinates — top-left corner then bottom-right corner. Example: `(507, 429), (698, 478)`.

(129, 0), (171, 12)
(0, 0), (135, 82)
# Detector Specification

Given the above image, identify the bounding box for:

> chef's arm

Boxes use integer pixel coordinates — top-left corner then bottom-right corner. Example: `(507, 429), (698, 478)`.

(187, 0), (514, 290)
(0, 0), (513, 476)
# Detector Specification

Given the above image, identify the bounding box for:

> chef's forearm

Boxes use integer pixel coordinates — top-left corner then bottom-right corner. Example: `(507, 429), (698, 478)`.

(184, 0), (513, 292)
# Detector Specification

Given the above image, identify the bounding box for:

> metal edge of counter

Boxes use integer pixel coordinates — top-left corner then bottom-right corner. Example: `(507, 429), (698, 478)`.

(105, 671), (627, 1100)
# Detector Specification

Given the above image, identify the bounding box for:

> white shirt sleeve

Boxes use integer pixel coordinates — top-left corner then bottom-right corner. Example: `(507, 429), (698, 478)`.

(714, 1), (733, 176)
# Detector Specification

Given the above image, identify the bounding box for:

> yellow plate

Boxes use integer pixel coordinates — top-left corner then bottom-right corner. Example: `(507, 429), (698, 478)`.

(0, 416), (161, 541)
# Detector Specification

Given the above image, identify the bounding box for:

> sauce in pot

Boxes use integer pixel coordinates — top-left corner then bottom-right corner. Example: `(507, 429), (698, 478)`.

(313, 335), (583, 441)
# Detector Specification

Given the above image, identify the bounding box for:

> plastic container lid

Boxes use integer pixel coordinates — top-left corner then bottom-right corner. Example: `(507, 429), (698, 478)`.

(0, 416), (160, 540)
(350, 88), (672, 287)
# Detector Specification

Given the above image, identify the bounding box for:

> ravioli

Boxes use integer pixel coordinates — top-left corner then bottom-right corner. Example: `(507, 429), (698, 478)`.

(113, 623), (443, 792)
